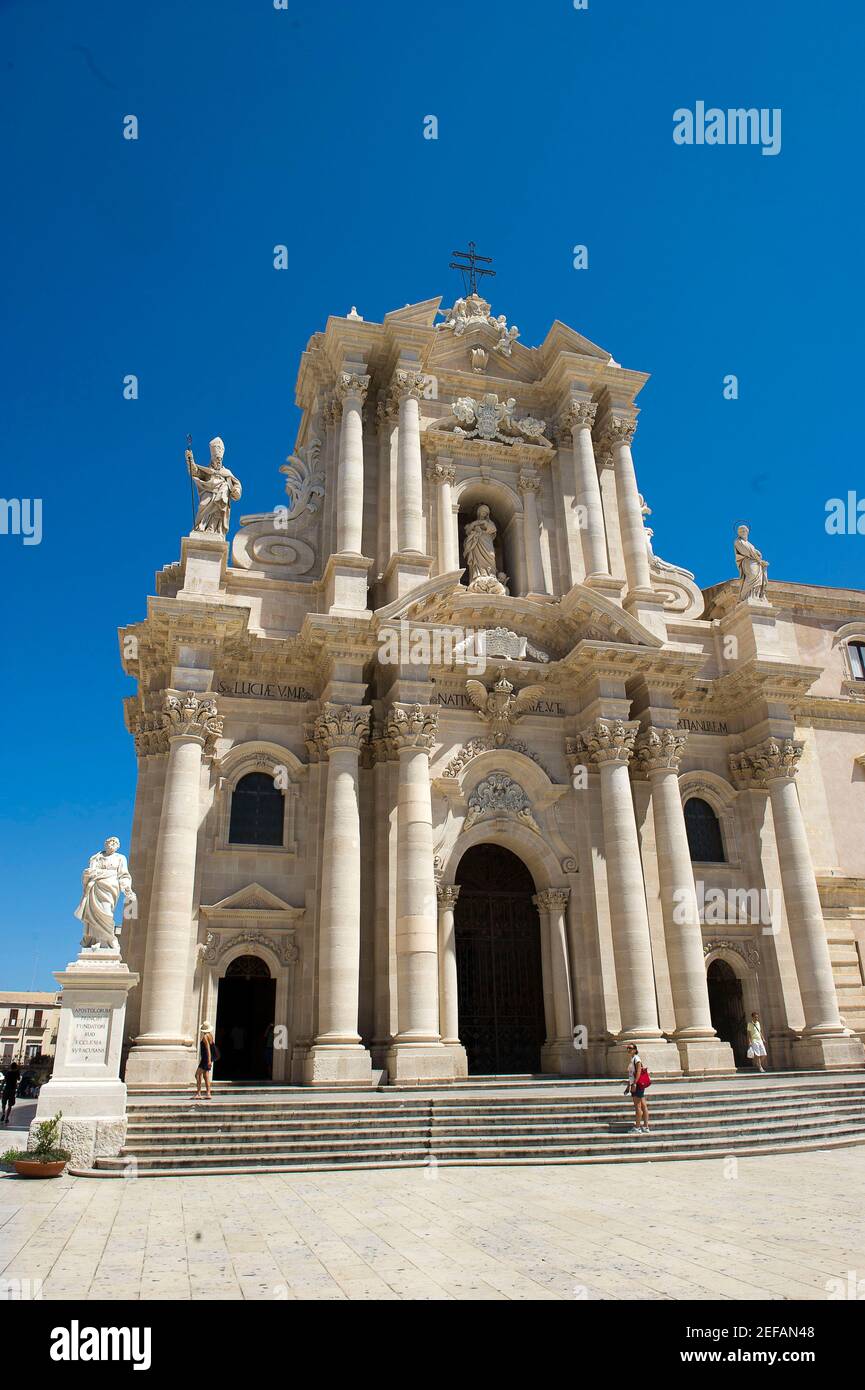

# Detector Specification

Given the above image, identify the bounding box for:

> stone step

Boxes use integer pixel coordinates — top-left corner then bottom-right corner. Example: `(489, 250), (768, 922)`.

(92, 1121), (865, 1174)
(119, 1113), (865, 1153)
(124, 1102), (865, 1141)
(125, 1086), (864, 1120)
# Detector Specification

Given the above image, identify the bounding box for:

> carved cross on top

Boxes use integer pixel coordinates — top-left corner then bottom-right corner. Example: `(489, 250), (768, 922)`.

(450, 242), (495, 297)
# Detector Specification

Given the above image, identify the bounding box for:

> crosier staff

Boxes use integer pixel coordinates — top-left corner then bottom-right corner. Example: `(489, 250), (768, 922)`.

(185, 433), (197, 527)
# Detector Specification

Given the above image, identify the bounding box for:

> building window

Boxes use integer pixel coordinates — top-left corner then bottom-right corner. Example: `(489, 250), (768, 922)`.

(848, 641), (865, 681)
(228, 772), (284, 847)
(8, 1009), (18, 1027)
(32, 1011), (43, 1029)
(684, 797), (726, 863)
(25, 1044), (39, 1060)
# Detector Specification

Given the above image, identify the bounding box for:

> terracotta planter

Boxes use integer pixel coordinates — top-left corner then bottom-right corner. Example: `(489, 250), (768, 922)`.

(13, 1159), (67, 1178)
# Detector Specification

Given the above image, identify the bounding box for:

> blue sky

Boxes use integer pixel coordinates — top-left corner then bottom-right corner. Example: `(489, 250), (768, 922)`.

(1, 0), (863, 987)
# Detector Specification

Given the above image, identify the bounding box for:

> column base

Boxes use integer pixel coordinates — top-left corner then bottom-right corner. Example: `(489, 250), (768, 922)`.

(622, 588), (668, 639)
(323, 552), (373, 615)
(606, 1036), (682, 1078)
(385, 1040), (467, 1085)
(540, 1040), (583, 1077)
(381, 551), (435, 604)
(672, 1035), (737, 1074)
(124, 1042), (198, 1088)
(302, 1043), (373, 1087)
(583, 574), (626, 602)
(792, 1031), (865, 1070)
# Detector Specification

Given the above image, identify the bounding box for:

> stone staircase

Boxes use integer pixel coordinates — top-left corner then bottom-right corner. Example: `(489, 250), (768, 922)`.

(83, 1073), (865, 1176)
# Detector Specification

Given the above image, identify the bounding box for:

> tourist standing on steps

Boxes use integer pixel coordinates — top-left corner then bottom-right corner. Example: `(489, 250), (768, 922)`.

(747, 1012), (769, 1072)
(1, 1062), (20, 1123)
(195, 1022), (215, 1099)
(626, 1043), (651, 1133)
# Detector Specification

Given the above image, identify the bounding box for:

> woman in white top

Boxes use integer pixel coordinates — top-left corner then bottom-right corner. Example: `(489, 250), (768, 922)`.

(746, 1012), (768, 1072)
(626, 1043), (650, 1133)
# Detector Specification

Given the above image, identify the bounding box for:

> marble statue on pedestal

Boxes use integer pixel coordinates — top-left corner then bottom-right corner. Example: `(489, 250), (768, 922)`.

(74, 837), (136, 950)
(187, 437), (242, 538)
(734, 524), (769, 600)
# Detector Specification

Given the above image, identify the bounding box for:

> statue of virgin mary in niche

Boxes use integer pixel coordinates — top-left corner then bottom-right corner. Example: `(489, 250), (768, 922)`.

(463, 505), (508, 595)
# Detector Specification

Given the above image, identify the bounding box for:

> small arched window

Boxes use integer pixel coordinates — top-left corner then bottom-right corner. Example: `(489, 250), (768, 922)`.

(684, 797), (725, 863)
(848, 640), (865, 681)
(228, 772), (284, 846)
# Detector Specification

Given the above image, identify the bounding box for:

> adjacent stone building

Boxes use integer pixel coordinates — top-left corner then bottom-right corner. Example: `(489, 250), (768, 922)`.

(119, 291), (865, 1087)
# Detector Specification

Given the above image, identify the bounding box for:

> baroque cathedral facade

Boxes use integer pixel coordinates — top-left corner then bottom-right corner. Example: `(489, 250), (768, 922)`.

(119, 291), (865, 1087)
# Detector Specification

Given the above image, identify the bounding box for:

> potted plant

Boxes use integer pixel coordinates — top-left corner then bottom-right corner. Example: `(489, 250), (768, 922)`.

(2, 1112), (70, 1178)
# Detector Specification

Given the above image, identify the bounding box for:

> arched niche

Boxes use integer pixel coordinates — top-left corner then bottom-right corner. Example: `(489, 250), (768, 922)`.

(454, 476), (524, 596)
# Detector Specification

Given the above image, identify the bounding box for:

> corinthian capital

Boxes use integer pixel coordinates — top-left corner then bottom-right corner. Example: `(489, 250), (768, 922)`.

(729, 737), (803, 788)
(600, 414), (637, 448)
(313, 703), (371, 754)
(575, 717), (639, 767)
(391, 368), (426, 405)
(634, 726), (687, 774)
(562, 400), (597, 433)
(518, 469), (542, 495)
(437, 884), (461, 910)
(533, 888), (570, 913)
(427, 459), (456, 486)
(337, 371), (370, 404)
(162, 691), (223, 751)
(385, 703), (438, 754)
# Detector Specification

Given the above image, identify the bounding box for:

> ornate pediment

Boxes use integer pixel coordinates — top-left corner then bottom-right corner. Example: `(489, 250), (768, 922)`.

(428, 392), (551, 448)
(200, 883), (304, 925)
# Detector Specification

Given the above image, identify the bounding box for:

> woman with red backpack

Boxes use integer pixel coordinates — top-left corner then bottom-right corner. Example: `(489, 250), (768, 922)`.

(626, 1043), (651, 1133)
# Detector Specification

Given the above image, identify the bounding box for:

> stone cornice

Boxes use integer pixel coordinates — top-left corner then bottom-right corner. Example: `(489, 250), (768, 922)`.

(685, 661), (821, 716)
(421, 429), (554, 466)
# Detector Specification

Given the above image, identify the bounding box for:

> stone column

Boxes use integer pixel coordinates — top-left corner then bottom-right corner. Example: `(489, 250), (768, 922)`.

(436, 884), (460, 1044)
(735, 738), (864, 1068)
(386, 705), (466, 1081)
(428, 459), (459, 573)
(635, 728), (735, 1073)
(335, 371), (370, 556)
(576, 717), (678, 1074)
(534, 889), (576, 1073)
(563, 401), (610, 579)
(599, 414), (652, 595)
(304, 703), (373, 1085)
(393, 370), (426, 555)
(518, 470), (547, 595)
(126, 692), (221, 1086)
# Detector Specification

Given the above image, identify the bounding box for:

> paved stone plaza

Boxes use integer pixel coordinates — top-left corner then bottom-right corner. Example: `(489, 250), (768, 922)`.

(2, 1147), (863, 1301)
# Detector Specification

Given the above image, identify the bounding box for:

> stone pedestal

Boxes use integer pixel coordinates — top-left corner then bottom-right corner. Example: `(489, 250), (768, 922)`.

(178, 532), (227, 598)
(31, 948), (139, 1171)
(323, 551), (373, 615)
(381, 551), (435, 604)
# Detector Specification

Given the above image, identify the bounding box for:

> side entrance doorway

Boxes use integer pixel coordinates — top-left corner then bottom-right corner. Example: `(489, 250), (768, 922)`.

(214, 954), (276, 1080)
(454, 844), (547, 1075)
(706, 958), (748, 1067)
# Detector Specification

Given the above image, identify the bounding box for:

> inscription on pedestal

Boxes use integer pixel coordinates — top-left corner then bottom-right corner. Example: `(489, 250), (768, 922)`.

(69, 1006), (111, 1063)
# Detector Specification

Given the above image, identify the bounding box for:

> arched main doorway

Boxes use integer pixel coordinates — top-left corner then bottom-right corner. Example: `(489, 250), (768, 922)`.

(706, 958), (748, 1067)
(214, 955), (276, 1080)
(454, 844), (546, 1075)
